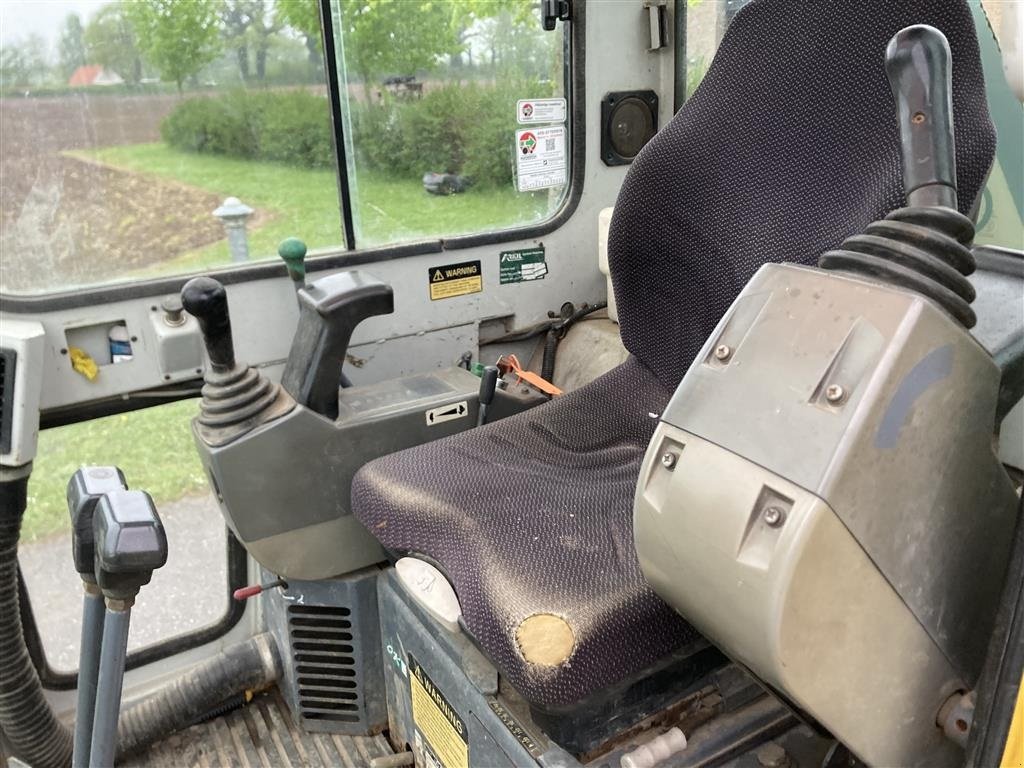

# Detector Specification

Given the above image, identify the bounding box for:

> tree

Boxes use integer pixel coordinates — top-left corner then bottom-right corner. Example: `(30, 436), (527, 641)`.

(58, 13), (87, 79)
(126, 0), (221, 92)
(277, 0), (321, 67)
(337, 0), (462, 100)
(84, 3), (143, 84)
(0, 35), (51, 91)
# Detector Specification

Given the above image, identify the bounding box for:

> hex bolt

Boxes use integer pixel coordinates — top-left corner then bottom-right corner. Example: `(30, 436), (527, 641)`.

(763, 506), (785, 527)
(714, 344), (732, 361)
(756, 742), (790, 768)
(660, 452), (678, 470)
(825, 383), (846, 404)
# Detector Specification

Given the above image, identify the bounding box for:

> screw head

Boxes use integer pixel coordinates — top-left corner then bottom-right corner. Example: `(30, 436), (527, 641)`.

(660, 452), (677, 469)
(763, 506), (785, 527)
(714, 344), (732, 361)
(825, 384), (846, 404)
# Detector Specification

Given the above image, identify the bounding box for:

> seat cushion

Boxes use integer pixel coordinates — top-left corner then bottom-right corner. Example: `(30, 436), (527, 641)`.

(352, 357), (702, 707)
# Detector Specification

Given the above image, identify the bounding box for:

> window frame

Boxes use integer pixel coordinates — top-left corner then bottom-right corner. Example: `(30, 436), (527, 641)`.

(0, 2), (585, 312)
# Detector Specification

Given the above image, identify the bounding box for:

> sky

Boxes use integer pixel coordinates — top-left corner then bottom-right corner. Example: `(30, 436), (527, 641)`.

(0, 0), (109, 49)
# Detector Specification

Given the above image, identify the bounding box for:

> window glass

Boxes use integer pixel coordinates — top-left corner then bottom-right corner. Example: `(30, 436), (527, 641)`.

(19, 400), (227, 672)
(0, 0), (340, 294)
(328, 0), (570, 247)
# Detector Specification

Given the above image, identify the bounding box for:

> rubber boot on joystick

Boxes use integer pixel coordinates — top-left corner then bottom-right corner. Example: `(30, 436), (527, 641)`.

(181, 276), (294, 446)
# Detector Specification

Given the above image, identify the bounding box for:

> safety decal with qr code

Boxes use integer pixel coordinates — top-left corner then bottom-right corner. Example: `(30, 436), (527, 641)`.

(408, 654), (469, 768)
(515, 126), (567, 192)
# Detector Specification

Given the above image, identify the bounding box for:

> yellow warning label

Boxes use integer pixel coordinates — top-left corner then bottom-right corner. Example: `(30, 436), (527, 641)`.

(408, 654), (469, 768)
(428, 260), (482, 301)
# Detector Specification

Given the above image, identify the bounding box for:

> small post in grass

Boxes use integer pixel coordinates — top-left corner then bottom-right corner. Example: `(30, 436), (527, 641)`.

(213, 197), (255, 263)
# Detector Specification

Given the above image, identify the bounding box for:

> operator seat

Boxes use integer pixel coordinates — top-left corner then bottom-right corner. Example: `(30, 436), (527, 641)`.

(352, 0), (995, 711)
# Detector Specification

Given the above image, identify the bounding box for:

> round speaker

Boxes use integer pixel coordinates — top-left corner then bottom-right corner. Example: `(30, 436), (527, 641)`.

(601, 91), (659, 166)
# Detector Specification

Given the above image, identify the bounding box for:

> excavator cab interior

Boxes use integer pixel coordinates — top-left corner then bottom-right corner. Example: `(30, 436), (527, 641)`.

(1, 1), (1022, 767)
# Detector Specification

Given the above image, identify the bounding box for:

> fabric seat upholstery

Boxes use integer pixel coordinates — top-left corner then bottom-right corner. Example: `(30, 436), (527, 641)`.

(352, 0), (994, 709)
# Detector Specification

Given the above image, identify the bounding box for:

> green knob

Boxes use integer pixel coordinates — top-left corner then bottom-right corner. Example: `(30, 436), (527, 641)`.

(278, 237), (307, 285)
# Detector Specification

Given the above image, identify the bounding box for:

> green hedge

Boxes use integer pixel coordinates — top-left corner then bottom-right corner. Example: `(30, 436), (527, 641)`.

(162, 80), (553, 186)
(351, 80), (550, 188)
(161, 89), (333, 169)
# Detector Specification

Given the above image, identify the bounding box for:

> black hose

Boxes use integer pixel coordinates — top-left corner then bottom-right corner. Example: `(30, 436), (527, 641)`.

(539, 301), (609, 383)
(116, 632), (280, 759)
(0, 466), (73, 768)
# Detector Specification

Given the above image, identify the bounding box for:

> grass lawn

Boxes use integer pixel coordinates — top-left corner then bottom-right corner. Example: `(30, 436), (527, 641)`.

(70, 143), (552, 277)
(24, 400), (208, 542)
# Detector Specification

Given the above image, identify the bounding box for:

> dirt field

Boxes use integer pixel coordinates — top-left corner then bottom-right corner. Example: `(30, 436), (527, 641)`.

(1, 93), (225, 292)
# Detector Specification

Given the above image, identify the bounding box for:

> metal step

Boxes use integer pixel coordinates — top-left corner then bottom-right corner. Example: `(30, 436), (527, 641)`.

(123, 688), (393, 768)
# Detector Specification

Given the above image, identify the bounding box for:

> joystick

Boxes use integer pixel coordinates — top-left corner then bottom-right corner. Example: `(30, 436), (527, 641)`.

(181, 277), (294, 446)
(821, 25), (978, 328)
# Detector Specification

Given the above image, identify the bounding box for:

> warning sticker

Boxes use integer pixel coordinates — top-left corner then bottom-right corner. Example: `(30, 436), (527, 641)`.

(428, 260), (482, 301)
(499, 247), (547, 284)
(515, 126), (567, 192)
(409, 654), (469, 768)
(517, 97), (567, 124)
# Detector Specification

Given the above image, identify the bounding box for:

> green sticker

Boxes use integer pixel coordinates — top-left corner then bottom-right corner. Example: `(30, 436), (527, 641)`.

(499, 247), (547, 284)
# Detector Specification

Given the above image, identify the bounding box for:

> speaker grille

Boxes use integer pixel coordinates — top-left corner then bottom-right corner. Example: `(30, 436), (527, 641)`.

(287, 604), (362, 725)
(0, 348), (16, 456)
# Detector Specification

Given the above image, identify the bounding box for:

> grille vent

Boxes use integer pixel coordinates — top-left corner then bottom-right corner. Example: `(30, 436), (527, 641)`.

(0, 349), (16, 456)
(287, 604), (362, 725)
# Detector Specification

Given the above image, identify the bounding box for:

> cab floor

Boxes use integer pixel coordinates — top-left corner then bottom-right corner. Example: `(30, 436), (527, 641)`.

(124, 688), (393, 768)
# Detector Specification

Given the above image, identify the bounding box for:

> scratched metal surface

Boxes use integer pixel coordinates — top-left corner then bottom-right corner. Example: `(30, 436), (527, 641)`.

(123, 688), (393, 768)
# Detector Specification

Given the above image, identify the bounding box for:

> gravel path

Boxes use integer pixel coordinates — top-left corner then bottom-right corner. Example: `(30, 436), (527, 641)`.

(19, 492), (229, 672)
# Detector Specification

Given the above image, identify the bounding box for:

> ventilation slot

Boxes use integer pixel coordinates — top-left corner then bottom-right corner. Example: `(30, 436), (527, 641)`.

(288, 604), (362, 725)
(0, 349), (16, 457)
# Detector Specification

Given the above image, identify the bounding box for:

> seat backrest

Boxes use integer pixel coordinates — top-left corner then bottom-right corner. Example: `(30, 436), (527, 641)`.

(608, 0), (995, 389)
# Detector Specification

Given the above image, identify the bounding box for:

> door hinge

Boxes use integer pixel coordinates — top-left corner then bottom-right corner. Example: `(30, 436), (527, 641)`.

(541, 0), (571, 31)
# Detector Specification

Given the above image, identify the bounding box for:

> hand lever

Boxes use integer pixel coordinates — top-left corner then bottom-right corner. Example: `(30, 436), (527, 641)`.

(477, 365), (499, 426)
(278, 237), (308, 296)
(89, 489), (167, 768)
(281, 271), (394, 419)
(885, 24), (958, 209)
(66, 467), (127, 768)
(181, 277), (236, 373)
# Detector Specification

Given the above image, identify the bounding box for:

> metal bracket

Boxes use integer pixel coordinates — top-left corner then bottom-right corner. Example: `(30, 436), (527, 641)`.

(541, 0), (571, 31)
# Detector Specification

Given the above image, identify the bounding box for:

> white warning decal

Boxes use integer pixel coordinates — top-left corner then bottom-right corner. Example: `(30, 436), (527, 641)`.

(515, 126), (567, 192)
(517, 97), (566, 124)
(425, 401), (469, 426)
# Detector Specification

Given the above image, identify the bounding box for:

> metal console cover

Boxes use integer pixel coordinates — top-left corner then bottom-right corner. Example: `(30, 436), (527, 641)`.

(634, 263), (1018, 767)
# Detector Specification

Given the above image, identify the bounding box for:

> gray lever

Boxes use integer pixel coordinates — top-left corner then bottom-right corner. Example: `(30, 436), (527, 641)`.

(280, 271), (394, 419)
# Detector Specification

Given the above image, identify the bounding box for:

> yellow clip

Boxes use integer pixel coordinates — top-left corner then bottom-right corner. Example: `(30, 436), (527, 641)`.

(69, 347), (98, 381)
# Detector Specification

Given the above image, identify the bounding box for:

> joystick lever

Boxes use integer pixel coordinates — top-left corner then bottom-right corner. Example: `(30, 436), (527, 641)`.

(181, 277), (294, 446)
(885, 25), (958, 209)
(820, 24), (978, 328)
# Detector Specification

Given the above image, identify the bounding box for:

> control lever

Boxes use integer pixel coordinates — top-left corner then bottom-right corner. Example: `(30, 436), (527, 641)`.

(278, 237), (308, 296)
(820, 24), (978, 328)
(477, 365), (499, 426)
(66, 467), (127, 768)
(280, 271), (394, 419)
(885, 25), (958, 209)
(181, 277), (293, 446)
(89, 489), (167, 768)
(180, 276), (235, 373)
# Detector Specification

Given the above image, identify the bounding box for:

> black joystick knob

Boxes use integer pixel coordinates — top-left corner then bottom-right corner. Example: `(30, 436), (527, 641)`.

(181, 277), (236, 373)
(67, 466), (128, 583)
(885, 25), (958, 210)
(93, 489), (168, 600)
